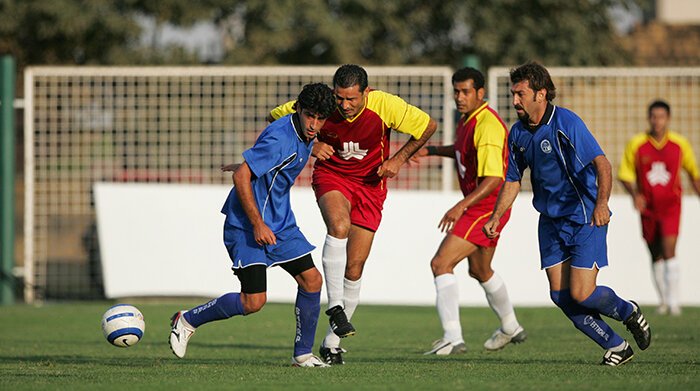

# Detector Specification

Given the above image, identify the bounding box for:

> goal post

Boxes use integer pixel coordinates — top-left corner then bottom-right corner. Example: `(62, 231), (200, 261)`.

(23, 66), (454, 303)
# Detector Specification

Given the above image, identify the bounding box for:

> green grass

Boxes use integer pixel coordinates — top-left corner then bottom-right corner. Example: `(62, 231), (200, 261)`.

(1, 302), (698, 390)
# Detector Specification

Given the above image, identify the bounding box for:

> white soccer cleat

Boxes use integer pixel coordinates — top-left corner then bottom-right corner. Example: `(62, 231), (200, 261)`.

(423, 339), (467, 355)
(292, 353), (330, 367)
(483, 326), (527, 351)
(169, 310), (196, 358)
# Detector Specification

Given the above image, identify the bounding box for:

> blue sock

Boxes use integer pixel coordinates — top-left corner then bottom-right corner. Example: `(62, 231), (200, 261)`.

(551, 289), (624, 350)
(184, 292), (245, 328)
(293, 288), (321, 357)
(579, 286), (634, 321)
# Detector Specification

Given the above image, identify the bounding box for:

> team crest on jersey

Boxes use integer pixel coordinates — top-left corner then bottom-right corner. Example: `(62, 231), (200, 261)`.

(540, 139), (552, 154)
(646, 161), (671, 186)
(338, 141), (368, 160)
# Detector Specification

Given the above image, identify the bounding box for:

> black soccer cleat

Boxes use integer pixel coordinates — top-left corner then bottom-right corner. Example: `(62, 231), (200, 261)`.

(601, 342), (634, 366)
(319, 346), (346, 365)
(624, 301), (651, 350)
(326, 305), (356, 338)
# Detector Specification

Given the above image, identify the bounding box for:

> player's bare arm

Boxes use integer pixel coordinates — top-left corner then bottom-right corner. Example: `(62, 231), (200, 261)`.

(483, 180), (521, 238)
(221, 163), (242, 172)
(591, 155), (612, 227)
(232, 162), (277, 246)
(619, 179), (647, 212)
(439, 176), (502, 233)
(416, 144), (456, 159)
(378, 118), (438, 178)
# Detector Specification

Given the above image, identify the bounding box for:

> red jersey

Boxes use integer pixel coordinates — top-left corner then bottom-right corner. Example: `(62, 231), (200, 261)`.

(270, 90), (430, 186)
(454, 102), (509, 207)
(619, 131), (700, 211)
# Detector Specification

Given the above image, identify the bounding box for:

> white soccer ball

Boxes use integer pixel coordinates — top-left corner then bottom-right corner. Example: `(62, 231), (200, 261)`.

(101, 304), (145, 347)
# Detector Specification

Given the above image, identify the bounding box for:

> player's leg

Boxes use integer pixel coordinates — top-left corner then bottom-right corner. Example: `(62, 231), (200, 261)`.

(568, 223), (650, 354)
(169, 265), (265, 359)
(280, 254), (328, 367)
(659, 205), (682, 315)
(469, 247), (526, 350)
(424, 234), (474, 355)
(317, 190), (356, 339)
(643, 215), (668, 313)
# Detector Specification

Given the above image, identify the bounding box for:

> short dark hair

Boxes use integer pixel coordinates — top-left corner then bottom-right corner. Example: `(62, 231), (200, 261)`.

(648, 100), (671, 117)
(296, 83), (336, 118)
(333, 64), (369, 91)
(509, 61), (556, 101)
(452, 67), (485, 90)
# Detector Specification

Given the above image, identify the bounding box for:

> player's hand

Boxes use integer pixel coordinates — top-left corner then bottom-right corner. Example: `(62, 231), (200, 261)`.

(591, 203), (611, 227)
(312, 142), (334, 160)
(253, 223), (277, 246)
(482, 217), (500, 239)
(633, 193), (647, 212)
(407, 148), (429, 166)
(438, 203), (465, 233)
(377, 157), (403, 178)
(221, 163), (241, 172)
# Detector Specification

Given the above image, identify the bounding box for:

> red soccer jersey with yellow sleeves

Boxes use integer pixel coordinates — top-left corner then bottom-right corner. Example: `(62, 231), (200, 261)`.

(454, 102), (509, 207)
(270, 90), (430, 186)
(618, 131), (700, 211)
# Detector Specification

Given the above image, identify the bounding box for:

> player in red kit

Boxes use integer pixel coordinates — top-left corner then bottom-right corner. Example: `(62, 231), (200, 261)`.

(618, 100), (700, 316)
(414, 67), (525, 355)
(270, 64), (437, 364)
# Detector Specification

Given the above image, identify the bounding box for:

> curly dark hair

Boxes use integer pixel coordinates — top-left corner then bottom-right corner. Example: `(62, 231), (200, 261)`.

(333, 64), (369, 91)
(510, 61), (556, 102)
(296, 83), (336, 118)
(452, 67), (485, 90)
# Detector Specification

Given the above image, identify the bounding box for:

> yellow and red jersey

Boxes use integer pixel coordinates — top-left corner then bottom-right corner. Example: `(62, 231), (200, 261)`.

(618, 130), (700, 210)
(270, 90), (430, 186)
(454, 102), (509, 207)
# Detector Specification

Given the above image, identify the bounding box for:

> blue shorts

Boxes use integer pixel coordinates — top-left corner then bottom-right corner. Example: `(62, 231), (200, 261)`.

(537, 215), (608, 270)
(224, 222), (315, 269)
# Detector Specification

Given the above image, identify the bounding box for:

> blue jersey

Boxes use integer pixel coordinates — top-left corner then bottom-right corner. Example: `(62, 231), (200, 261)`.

(221, 114), (312, 233)
(506, 105), (605, 224)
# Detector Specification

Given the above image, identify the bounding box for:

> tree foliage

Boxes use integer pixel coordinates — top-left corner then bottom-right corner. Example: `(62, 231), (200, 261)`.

(0, 0), (645, 70)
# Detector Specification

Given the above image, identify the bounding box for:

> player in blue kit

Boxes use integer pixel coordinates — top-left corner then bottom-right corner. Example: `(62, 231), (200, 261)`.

(482, 62), (652, 366)
(168, 83), (336, 367)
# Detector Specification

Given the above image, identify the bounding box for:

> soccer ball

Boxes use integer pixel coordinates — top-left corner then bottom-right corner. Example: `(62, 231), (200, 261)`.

(101, 304), (145, 347)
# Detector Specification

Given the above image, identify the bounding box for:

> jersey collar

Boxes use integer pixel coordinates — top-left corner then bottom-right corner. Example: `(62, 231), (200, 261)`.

(464, 101), (489, 124)
(525, 103), (555, 133)
(647, 130), (669, 149)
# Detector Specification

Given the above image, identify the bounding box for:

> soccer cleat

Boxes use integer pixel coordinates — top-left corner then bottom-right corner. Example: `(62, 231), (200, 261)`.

(669, 306), (682, 316)
(623, 301), (651, 350)
(169, 310), (196, 358)
(655, 304), (669, 315)
(319, 346), (347, 365)
(423, 339), (467, 355)
(601, 342), (634, 366)
(292, 354), (330, 367)
(326, 305), (356, 338)
(483, 326), (528, 351)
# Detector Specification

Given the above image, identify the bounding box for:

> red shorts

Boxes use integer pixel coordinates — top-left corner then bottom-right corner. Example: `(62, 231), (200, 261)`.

(641, 204), (681, 244)
(451, 203), (511, 248)
(312, 168), (388, 232)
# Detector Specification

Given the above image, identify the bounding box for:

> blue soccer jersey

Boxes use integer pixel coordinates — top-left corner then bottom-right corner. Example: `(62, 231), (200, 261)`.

(221, 114), (312, 233)
(506, 105), (605, 225)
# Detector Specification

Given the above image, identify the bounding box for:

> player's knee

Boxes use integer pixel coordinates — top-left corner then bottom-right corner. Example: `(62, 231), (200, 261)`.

(299, 269), (323, 292)
(241, 293), (267, 314)
(326, 220), (351, 238)
(430, 257), (451, 276)
(550, 290), (567, 308)
(344, 267), (363, 281)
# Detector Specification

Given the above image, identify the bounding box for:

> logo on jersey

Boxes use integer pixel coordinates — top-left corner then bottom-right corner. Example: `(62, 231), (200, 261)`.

(540, 139), (552, 154)
(338, 141), (368, 160)
(646, 161), (671, 186)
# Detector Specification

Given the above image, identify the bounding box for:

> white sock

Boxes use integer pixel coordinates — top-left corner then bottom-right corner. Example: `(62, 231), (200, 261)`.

(322, 277), (362, 349)
(665, 257), (680, 309)
(652, 261), (667, 306)
(435, 274), (463, 345)
(322, 235), (347, 309)
(343, 277), (362, 320)
(480, 272), (519, 335)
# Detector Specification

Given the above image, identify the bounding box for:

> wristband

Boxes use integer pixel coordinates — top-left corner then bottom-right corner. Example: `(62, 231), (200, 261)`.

(426, 146), (437, 156)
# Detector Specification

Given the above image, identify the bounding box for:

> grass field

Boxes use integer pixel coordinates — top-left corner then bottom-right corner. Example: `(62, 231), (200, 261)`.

(1, 302), (698, 390)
